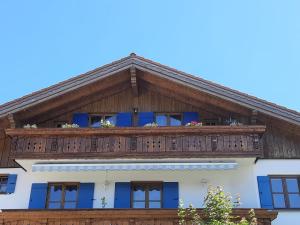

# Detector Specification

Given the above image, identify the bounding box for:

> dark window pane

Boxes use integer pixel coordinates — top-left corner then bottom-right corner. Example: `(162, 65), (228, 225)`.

(133, 186), (145, 201)
(90, 116), (102, 128)
(156, 115), (167, 126)
(149, 187), (161, 201)
(65, 185), (78, 201)
(0, 177), (8, 192)
(286, 179), (299, 193)
(0, 184), (7, 192)
(49, 185), (62, 201)
(170, 115), (182, 126)
(0, 177), (8, 184)
(48, 202), (61, 209)
(64, 202), (77, 209)
(149, 201), (161, 208)
(288, 194), (300, 208)
(271, 179), (283, 192)
(273, 194), (286, 208)
(133, 201), (145, 208)
(105, 115), (116, 126)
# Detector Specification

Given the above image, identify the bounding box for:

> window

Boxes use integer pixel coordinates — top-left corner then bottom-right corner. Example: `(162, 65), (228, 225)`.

(46, 183), (79, 209)
(155, 113), (182, 126)
(270, 176), (300, 209)
(0, 175), (8, 194)
(131, 182), (162, 208)
(89, 114), (116, 127)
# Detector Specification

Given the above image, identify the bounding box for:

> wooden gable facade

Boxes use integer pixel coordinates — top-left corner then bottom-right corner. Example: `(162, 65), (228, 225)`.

(0, 53), (300, 168)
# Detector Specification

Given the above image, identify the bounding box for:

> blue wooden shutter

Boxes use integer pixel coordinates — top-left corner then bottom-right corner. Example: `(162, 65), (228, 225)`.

(72, 113), (89, 127)
(257, 176), (273, 209)
(6, 174), (17, 194)
(77, 183), (95, 208)
(116, 112), (132, 127)
(114, 182), (131, 208)
(163, 182), (179, 208)
(183, 112), (199, 125)
(138, 112), (154, 126)
(28, 183), (47, 209)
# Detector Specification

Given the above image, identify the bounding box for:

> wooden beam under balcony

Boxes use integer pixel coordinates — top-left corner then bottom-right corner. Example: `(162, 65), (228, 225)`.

(0, 209), (278, 225)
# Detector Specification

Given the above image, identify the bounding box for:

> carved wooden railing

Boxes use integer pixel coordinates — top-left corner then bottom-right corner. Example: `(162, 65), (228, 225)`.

(6, 126), (266, 159)
(0, 209), (278, 225)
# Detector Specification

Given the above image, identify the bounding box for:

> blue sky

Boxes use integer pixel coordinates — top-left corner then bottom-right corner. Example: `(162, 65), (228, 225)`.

(0, 0), (300, 111)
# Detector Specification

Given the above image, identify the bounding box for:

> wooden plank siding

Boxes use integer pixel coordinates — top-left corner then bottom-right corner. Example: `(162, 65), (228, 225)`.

(6, 126), (265, 159)
(32, 87), (239, 128)
(263, 124), (300, 158)
(0, 209), (278, 225)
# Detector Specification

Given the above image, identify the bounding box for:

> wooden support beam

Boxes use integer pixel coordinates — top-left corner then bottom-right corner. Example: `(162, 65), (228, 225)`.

(130, 66), (138, 97)
(7, 114), (16, 128)
(251, 110), (258, 125)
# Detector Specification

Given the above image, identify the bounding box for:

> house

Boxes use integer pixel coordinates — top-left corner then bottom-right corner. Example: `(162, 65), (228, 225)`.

(0, 53), (299, 225)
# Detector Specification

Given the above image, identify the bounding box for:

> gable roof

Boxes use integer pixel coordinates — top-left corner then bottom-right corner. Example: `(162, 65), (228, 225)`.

(0, 53), (300, 126)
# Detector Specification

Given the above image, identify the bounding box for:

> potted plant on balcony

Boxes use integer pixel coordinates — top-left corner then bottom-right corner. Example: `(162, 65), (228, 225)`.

(144, 122), (159, 127)
(100, 119), (115, 128)
(224, 117), (243, 126)
(185, 121), (203, 127)
(178, 186), (257, 225)
(61, 123), (79, 128)
(23, 124), (38, 128)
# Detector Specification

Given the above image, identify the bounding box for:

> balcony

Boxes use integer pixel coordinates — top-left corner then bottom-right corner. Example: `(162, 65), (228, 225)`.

(5, 126), (266, 160)
(0, 208), (277, 225)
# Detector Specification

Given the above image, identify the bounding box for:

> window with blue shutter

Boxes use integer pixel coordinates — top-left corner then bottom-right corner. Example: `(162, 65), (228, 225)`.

(72, 113), (89, 127)
(77, 183), (95, 208)
(267, 176), (300, 209)
(131, 182), (162, 208)
(163, 182), (179, 208)
(29, 183), (48, 209)
(116, 112), (132, 127)
(138, 112), (154, 126)
(6, 174), (17, 194)
(183, 112), (199, 125)
(257, 176), (273, 209)
(114, 182), (131, 208)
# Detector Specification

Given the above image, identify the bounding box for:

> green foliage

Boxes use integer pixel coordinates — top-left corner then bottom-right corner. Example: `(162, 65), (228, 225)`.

(179, 200), (203, 225)
(101, 196), (107, 208)
(178, 186), (257, 225)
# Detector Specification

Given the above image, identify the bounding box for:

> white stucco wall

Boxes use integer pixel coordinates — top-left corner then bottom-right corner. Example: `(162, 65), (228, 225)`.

(254, 159), (300, 225)
(0, 158), (259, 209)
(1, 159), (300, 225)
